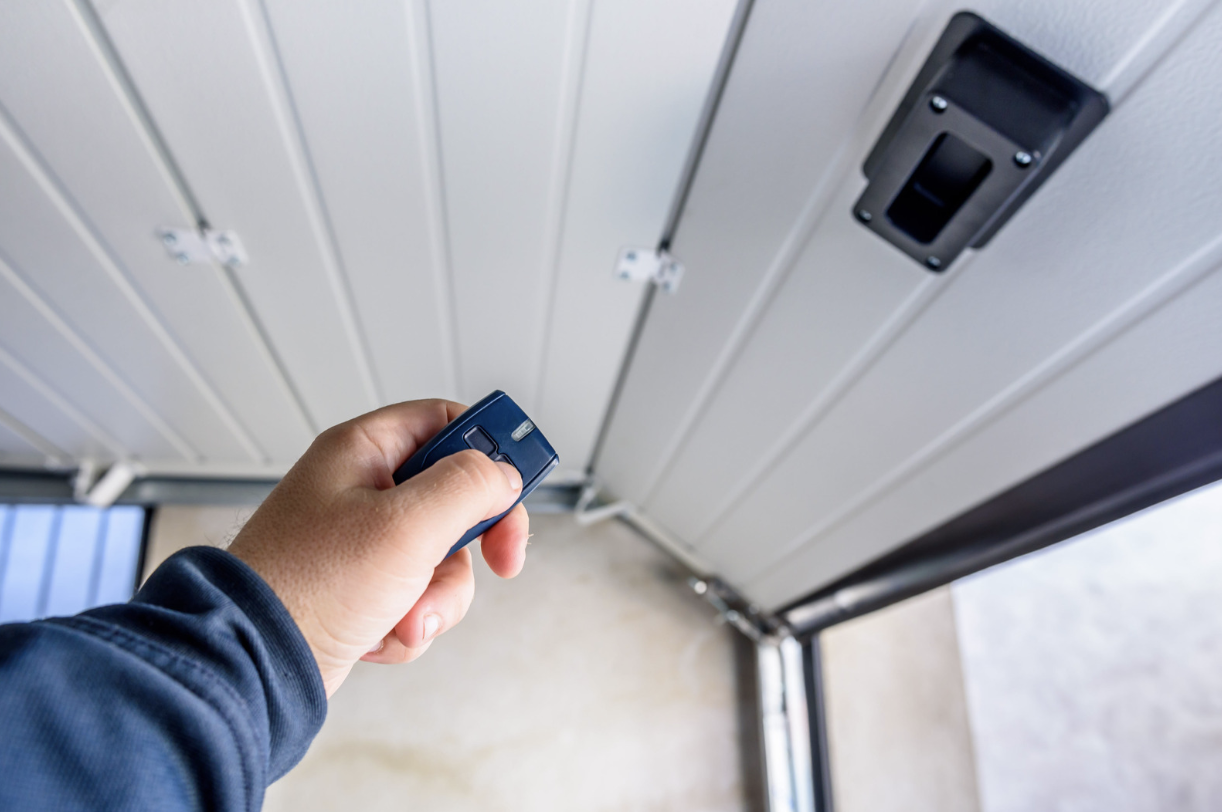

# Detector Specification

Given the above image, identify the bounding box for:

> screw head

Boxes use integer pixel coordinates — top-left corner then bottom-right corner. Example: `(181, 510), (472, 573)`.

(1014, 150), (1033, 167)
(625, 251), (636, 261)
(856, 209), (873, 223)
(175, 253), (190, 265)
(161, 232), (177, 245)
(925, 256), (943, 270)
(930, 95), (948, 113)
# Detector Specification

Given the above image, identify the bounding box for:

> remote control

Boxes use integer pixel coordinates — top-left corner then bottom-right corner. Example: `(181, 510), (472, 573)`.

(392, 391), (559, 558)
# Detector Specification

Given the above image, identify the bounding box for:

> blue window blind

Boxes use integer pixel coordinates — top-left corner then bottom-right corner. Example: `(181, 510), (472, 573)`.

(0, 504), (146, 624)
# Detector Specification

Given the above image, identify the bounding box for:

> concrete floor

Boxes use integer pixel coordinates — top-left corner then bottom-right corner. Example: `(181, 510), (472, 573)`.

(146, 508), (744, 812)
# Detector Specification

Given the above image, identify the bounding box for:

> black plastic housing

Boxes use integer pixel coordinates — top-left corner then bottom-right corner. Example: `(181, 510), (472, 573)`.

(854, 12), (1109, 270)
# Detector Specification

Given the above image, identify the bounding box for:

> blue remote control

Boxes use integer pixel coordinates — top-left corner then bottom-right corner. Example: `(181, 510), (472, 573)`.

(392, 391), (559, 558)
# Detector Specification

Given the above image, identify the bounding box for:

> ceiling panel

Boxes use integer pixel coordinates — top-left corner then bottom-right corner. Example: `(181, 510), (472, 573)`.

(0, 0), (734, 477)
(0, 2), (314, 466)
(258, 0), (456, 406)
(95, 0), (381, 430)
(0, 346), (118, 464)
(750, 245), (1222, 603)
(597, 0), (1222, 608)
(0, 410), (59, 466)
(0, 263), (185, 462)
(427, 0), (575, 406)
(532, 0), (738, 471)
(594, 0), (929, 504)
(0, 134), (256, 463)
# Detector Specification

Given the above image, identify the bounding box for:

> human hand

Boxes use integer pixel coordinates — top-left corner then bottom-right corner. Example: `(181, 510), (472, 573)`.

(228, 399), (529, 696)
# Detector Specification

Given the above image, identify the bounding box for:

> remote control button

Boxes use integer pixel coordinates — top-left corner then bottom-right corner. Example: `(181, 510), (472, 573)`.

(463, 426), (497, 456)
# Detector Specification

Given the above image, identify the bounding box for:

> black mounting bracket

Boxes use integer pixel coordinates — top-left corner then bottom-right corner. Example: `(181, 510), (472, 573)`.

(854, 11), (1109, 271)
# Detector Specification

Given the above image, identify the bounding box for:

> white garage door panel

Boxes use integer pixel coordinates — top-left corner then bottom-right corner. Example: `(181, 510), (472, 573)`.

(261, 0), (454, 406)
(596, 0), (932, 505)
(428, 0), (573, 407)
(979, 0), (1177, 88)
(0, 273), (184, 462)
(0, 1), (312, 465)
(750, 254), (1222, 607)
(95, 0), (378, 430)
(645, 181), (924, 538)
(0, 418), (49, 464)
(596, 0), (1222, 605)
(644, 0), (1205, 540)
(0, 350), (118, 463)
(697, 0), (1222, 587)
(533, 0), (738, 471)
(0, 141), (254, 462)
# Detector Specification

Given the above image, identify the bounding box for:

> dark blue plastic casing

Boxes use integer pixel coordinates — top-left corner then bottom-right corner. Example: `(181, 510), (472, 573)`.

(392, 391), (559, 558)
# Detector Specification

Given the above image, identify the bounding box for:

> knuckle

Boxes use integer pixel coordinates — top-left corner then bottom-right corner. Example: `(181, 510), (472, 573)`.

(319, 421), (364, 449)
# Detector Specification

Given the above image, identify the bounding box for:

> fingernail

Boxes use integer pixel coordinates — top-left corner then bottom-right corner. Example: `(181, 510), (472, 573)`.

(423, 614), (442, 642)
(495, 460), (522, 491)
(368, 638), (385, 654)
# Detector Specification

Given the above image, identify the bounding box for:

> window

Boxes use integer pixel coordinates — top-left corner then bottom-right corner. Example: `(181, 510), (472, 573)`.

(0, 504), (147, 623)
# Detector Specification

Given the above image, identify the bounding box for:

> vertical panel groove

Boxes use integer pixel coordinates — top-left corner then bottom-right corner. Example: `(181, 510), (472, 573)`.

(219, 266), (320, 434)
(748, 230), (1222, 585)
(658, 0), (757, 249)
(0, 344), (128, 459)
(0, 103), (265, 463)
(688, 267), (961, 541)
(0, 404), (68, 464)
(530, 0), (595, 414)
(633, 8), (933, 507)
(1100, 0), (1222, 103)
(75, 0), (318, 440)
(0, 254), (198, 462)
(67, 0), (204, 225)
(409, 0), (462, 401)
(69, 0), (320, 440)
(241, 0), (384, 411)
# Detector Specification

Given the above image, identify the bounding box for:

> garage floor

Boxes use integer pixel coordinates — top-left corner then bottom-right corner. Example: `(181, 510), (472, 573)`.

(146, 508), (744, 812)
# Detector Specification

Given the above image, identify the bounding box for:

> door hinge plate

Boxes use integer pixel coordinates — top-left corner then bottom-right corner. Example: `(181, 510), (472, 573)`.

(614, 247), (684, 293)
(158, 227), (248, 268)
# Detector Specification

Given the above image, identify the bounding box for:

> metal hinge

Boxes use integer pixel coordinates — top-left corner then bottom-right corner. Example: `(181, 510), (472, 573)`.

(158, 227), (249, 268)
(614, 247), (684, 293)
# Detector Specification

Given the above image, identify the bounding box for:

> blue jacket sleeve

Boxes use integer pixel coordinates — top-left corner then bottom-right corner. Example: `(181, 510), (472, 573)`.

(0, 546), (327, 811)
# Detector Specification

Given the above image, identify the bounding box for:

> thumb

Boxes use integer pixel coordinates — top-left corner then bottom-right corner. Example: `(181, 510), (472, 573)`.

(382, 448), (523, 563)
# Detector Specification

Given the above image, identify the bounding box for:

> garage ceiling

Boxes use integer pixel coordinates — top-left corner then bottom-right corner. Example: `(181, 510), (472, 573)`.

(3, 0), (1221, 612)
(598, 0), (1222, 608)
(0, 0), (735, 478)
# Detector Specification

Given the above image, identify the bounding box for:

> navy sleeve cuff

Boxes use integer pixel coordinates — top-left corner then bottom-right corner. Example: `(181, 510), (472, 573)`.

(84, 546), (328, 780)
